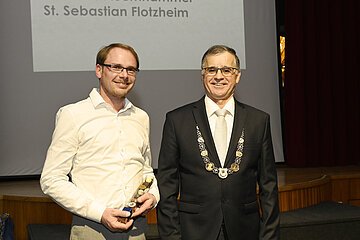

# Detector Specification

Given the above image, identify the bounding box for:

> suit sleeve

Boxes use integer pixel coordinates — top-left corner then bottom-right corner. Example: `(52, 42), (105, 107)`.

(157, 113), (182, 240)
(258, 115), (280, 240)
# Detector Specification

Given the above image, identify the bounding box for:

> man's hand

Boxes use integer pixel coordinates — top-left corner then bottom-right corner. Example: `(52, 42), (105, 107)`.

(131, 193), (157, 218)
(101, 208), (134, 232)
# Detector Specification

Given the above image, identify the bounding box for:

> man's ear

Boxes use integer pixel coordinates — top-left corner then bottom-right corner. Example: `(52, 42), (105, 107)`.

(95, 64), (102, 79)
(236, 71), (241, 84)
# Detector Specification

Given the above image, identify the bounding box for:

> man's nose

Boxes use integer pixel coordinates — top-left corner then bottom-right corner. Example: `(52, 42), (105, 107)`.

(117, 68), (129, 78)
(214, 69), (224, 78)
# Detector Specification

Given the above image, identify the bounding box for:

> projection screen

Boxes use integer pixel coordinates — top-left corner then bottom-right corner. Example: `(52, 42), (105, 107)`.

(0, 0), (284, 177)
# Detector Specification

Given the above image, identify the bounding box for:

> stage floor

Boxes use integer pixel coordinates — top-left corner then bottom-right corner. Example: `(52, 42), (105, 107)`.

(276, 164), (360, 189)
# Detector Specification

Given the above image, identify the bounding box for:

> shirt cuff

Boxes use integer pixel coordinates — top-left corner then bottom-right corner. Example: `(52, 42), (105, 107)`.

(86, 201), (107, 223)
(149, 188), (160, 208)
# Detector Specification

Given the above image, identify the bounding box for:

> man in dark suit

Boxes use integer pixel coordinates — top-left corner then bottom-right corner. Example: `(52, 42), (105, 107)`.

(157, 45), (280, 240)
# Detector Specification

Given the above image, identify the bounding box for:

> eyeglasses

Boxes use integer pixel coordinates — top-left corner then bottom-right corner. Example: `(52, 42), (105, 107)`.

(202, 67), (239, 77)
(99, 63), (139, 76)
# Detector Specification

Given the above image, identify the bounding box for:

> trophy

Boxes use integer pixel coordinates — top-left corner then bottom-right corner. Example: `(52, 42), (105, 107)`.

(118, 176), (154, 223)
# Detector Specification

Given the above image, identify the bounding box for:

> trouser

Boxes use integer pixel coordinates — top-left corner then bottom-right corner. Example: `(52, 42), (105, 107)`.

(70, 214), (147, 240)
(217, 222), (229, 240)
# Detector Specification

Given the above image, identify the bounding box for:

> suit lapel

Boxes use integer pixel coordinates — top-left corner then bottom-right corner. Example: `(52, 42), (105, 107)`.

(191, 98), (221, 165)
(191, 97), (248, 168)
(224, 100), (247, 167)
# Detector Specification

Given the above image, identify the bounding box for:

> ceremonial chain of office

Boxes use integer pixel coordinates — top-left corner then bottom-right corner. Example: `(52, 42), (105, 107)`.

(196, 126), (245, 179)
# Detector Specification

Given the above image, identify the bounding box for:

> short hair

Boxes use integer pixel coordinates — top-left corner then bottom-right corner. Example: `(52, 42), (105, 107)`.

(201, 45), (240, 69)
(96, 43), (139, 69)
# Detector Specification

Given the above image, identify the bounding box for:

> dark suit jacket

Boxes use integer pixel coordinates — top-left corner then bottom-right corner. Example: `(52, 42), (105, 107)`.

(157, 97), (280, 240)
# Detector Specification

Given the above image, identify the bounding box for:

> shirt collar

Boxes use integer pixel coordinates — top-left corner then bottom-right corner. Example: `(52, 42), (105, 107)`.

(205, 95), (235, 118)
(89, 88), (133, 112)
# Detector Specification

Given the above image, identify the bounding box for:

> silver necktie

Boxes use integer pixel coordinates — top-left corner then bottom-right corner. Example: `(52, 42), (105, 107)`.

(214, 109), (228, 166)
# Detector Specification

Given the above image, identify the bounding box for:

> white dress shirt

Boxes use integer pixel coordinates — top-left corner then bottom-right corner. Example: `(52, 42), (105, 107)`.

(40, 88), (160, 223)
(205, 95), (235, 166)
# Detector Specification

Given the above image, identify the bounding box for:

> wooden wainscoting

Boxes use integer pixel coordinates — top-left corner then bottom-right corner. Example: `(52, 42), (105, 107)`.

(278, 175), (332, 211)
(1, 195), (72, 240)
(276, 165), (360, 211)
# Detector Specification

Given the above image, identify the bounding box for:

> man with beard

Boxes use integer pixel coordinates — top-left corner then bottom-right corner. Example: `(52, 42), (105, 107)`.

(41, 43), (159, 240)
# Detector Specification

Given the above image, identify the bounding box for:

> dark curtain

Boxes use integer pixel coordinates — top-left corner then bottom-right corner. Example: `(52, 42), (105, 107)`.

(284, 0), (360, 167)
